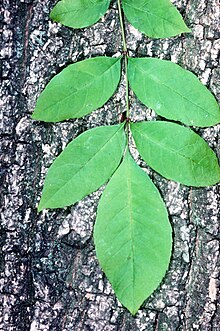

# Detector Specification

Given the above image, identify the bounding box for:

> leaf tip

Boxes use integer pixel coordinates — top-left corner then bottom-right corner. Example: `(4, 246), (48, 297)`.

(32, 109), (51, 123)
(129, 307), (139, 316)
(37, 199), (45, 213)
(184, 26), (191, 33)
(126, 300), (142, 316)
(49, 10), (57, 23)
(32, 106), (43, 121)
(31, 112), (38, 120)
(37, 206), (43, 213)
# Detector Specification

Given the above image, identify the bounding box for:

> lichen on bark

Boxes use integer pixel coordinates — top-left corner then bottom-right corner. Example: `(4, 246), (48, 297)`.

(0, 0), (219, 330)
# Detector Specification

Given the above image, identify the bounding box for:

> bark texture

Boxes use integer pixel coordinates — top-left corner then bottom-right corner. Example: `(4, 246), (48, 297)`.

(1, 0), (220, 330)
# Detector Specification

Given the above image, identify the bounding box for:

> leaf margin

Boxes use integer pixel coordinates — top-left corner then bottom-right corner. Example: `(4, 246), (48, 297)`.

(122, 0), (191, 38)
(131, 120), (220, 187)
(32, 56), (122, 122)
(38, 123), (126, 211)
(50, 0), (111, 29)
(94, 150), (172, 315)
(128, 57), (220, 127)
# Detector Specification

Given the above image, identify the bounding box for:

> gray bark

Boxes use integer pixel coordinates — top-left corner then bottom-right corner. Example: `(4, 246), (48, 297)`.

(1, 0), (219, 330)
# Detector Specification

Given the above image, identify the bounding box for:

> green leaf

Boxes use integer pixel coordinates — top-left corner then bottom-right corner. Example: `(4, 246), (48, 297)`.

(128, 57), (220, 127)
(32, 57), (121, 122)
(122, 0), (190, 38)
(131, 121), (220, 187)
(50, 0), (111, 29)
(38, 124), (126, 211)
(94, 151), (172, 315)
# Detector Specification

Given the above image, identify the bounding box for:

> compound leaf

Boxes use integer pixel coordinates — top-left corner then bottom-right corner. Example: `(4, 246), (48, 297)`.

(122, 0), (190, 38)
(32, 57), (121, 122)
(131, 121), (220, 187)
(128, 57), (220, 127)
(38, 124), (126, 211)
(94, 151), (172, 315)
(50, 0), (111, 29)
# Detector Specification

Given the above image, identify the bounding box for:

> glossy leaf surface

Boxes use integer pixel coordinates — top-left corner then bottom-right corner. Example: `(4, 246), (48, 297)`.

(50, 0), (111, 29)
(38, 124), (126, 211)
(94, 151), (172, 315)
(32, 57), (121, 122)
(128, 58), (220, 127)
(122, 0), (190, 38)
(131, 121), (220, 186)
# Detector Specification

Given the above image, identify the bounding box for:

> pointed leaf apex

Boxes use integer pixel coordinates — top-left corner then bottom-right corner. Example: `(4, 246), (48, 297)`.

(37, 201), (44, 213)
(49, 0), (111, 29)
(36, 125), (126, 210)
(122, 0), (191, 38)
(32, 57), (121, 122)
(94, 150), (172, 315)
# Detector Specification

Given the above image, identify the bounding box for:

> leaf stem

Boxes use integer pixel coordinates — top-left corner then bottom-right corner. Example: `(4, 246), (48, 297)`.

(117, 0), (127, 53)
(117, 0), (130, 127)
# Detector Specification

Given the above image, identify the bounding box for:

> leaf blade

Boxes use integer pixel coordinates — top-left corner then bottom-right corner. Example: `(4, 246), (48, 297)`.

(38, 124), (126, 211)
(131, 121), (220, 187)
(94, 151), (172, 315)
(32, 57), (121, 122)
(128, 57), (220, 127)
(50, 0), (111, 29)
(122, 0), (190, 38)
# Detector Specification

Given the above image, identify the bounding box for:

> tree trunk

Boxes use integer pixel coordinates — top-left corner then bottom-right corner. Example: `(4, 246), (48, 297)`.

(1, 0), (219, 330)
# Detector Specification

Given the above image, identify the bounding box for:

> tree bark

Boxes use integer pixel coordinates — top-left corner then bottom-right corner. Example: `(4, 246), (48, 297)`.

(1, 0), (219, 330)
